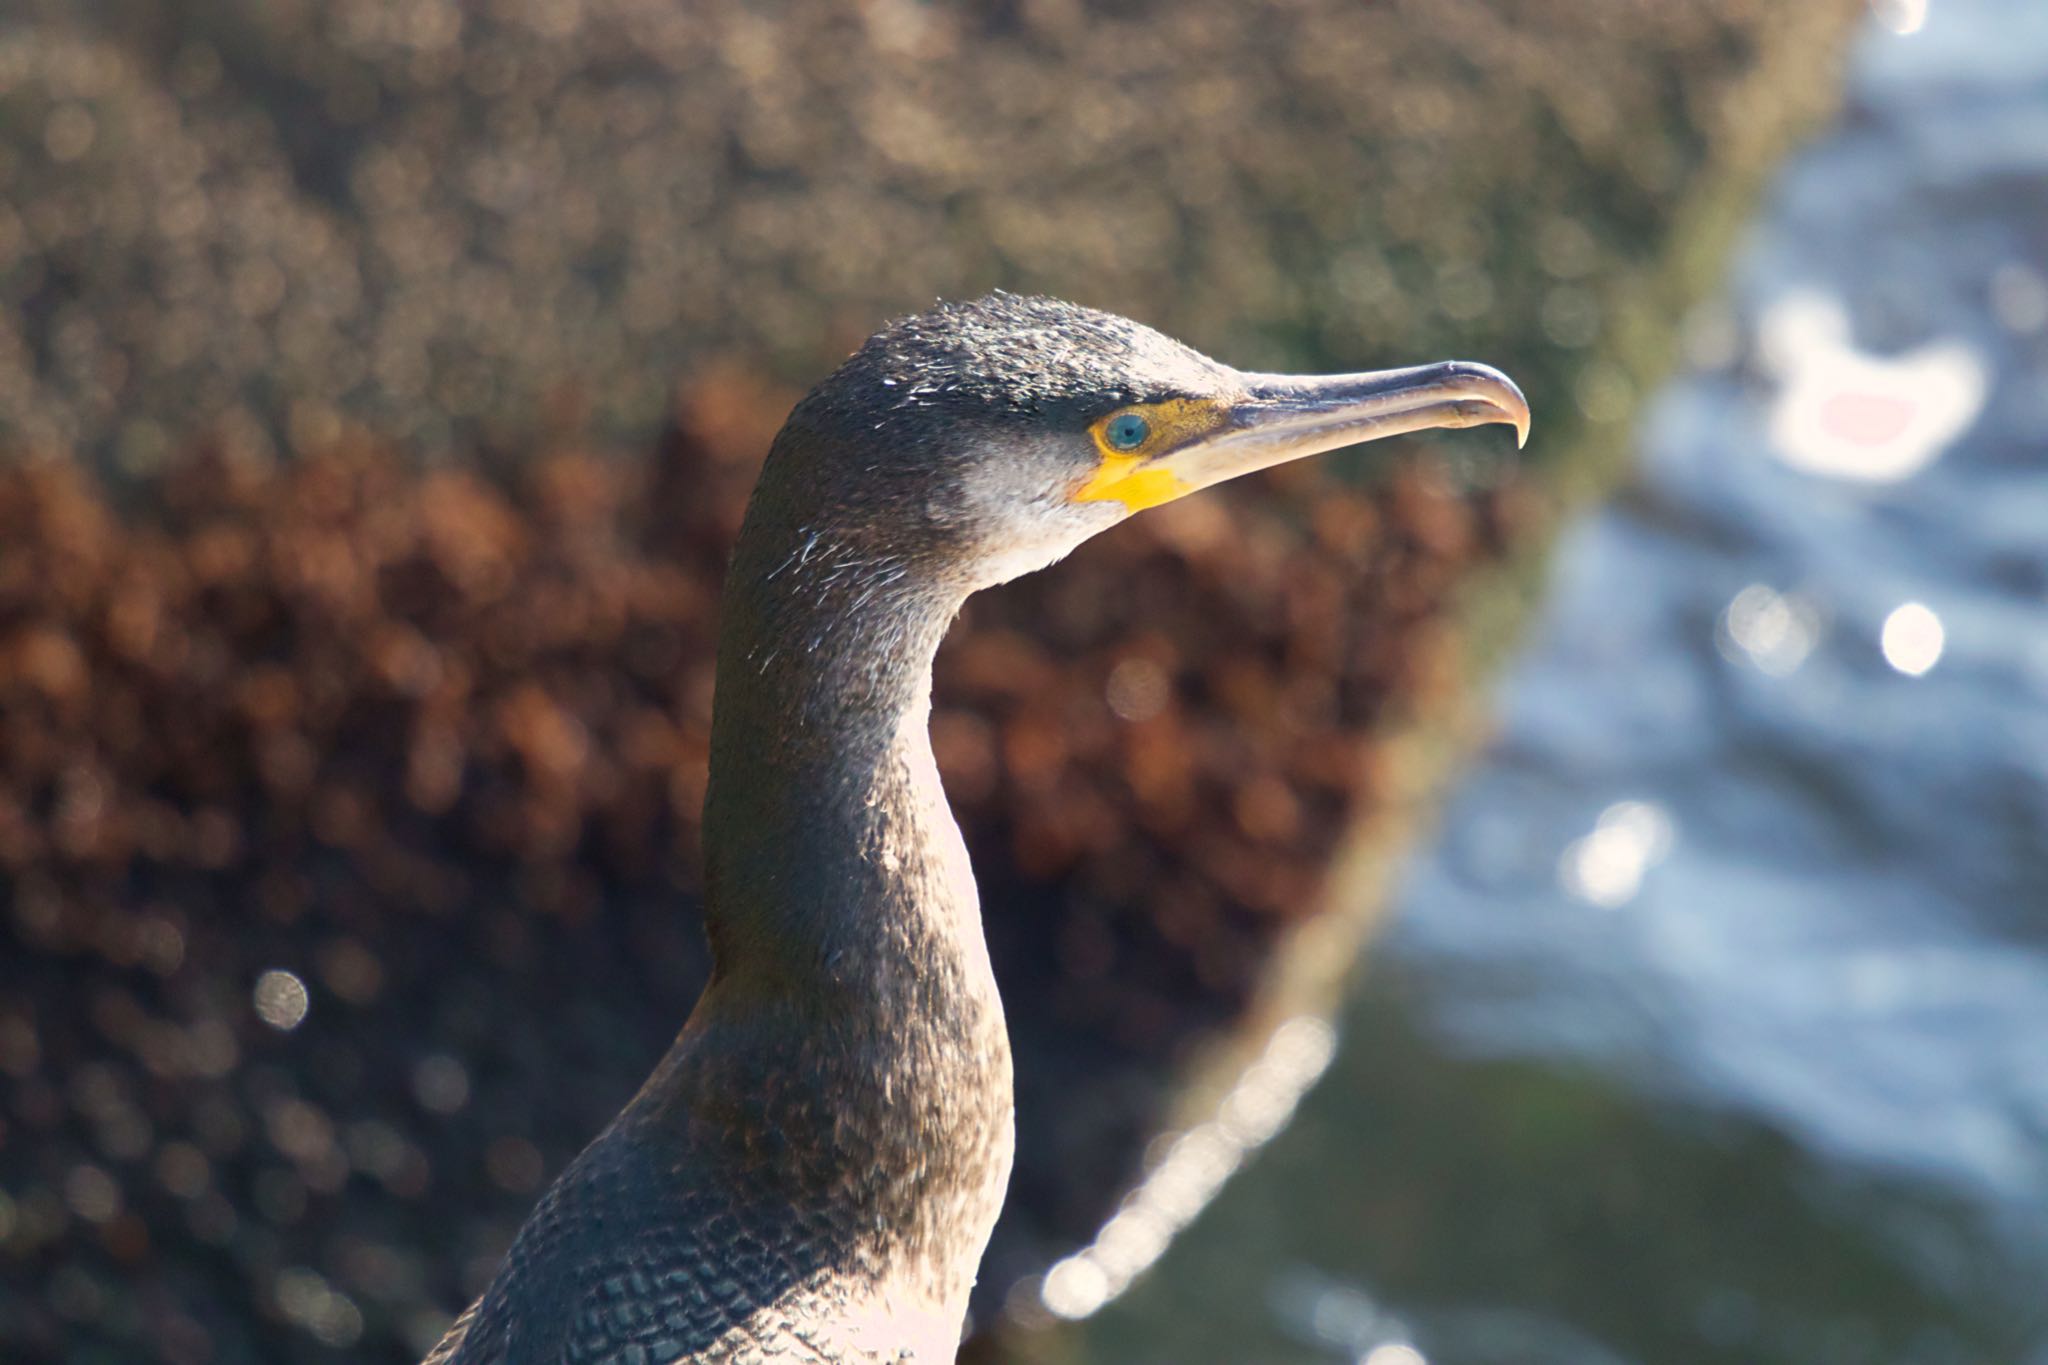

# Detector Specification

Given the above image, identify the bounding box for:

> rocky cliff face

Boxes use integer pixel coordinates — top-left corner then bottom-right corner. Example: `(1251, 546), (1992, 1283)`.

(6, 1), (1847, 463)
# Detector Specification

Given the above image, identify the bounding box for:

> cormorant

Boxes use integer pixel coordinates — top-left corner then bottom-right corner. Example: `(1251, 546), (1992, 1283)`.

(424, 293), (1528, 1365)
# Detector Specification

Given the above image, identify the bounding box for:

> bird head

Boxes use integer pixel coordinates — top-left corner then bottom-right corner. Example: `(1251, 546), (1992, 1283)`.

(756, 293), (1529, 592)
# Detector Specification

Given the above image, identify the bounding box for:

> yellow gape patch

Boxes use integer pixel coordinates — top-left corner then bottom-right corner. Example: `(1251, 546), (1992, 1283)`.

(1072, 398), (1227, 513)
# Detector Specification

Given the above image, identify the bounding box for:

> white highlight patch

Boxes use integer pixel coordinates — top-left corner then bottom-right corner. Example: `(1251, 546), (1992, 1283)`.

(1363, 1346), (1430, 1365)
(1038, 1015), (1337, 1319)
(1718, 583), (1821, 677)
(1559, 800), (1675, 909)
(1869, 0), (1929, 35)
(253, 969), (310, 1030)
(1881, 601), (1945, 676)
(1761, 291), (1986, 484)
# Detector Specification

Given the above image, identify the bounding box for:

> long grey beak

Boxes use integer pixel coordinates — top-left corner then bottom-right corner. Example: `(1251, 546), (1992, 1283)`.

(1074, 361), (1529, 513)
(1179, 361), (1529, 493)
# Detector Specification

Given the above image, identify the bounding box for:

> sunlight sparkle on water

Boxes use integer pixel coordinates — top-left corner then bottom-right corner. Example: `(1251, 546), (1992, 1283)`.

(1868, 0), (1929, 35)
(1560, 801), (1674, 909)
(1719, 583), (1820, 676)
(1881, 602), (1944, 676)
(1761, 292), (1985, 483)
(1363, 1347), (1428, 1365)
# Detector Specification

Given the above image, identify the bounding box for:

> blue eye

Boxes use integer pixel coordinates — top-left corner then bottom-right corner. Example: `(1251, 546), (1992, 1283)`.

(1104, 413), (1151, 451)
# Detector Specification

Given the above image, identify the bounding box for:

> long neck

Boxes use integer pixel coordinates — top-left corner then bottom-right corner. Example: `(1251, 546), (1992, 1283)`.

(595, 439), (1026, 1346)
(686, 499), (1014, 1313)
(701, 515), (983, 1001)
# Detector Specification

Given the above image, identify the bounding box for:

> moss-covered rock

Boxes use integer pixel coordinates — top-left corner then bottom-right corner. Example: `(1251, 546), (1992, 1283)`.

(6, 0), (1853, 468)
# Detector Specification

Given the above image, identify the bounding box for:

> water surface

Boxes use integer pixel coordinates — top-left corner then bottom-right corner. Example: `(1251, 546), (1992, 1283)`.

(1060, 3), (2048, 1359)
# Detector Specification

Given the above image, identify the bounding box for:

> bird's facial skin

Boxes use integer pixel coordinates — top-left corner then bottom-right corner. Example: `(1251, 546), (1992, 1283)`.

(1075, 397), (1231, 513)
(1071, 362), (1531, 516)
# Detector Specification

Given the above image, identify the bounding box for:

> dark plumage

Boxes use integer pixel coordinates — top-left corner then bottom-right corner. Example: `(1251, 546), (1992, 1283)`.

(425, 295), (1527, 1365)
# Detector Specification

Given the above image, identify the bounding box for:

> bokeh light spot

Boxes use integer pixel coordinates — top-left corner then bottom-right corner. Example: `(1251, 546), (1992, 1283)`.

(276, 1266), (365, 1348)
(253, 970), (310, 1031)
(411, 1054), (472, 1115)
(64, 1164), (121, 1223)
(1869, 0), (1929, 35)
(1990, 262), (2048, 335)
(1881, 602), (1944, 676)
(1718, 583), (1820, 677)
(1560, 800), (1674, 908)
(1105, 657), (1170, 722)
(1363, 1346), (1428, 1365)
(1038, 1015), (1336, 1320)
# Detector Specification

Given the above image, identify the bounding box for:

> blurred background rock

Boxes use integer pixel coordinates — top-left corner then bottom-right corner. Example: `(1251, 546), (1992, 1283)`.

(3, 0), (1841, 462)
(0, 2), (1883, 1364)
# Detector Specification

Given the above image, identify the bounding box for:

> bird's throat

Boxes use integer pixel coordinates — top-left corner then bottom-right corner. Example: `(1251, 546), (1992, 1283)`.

(686, 511), (1016, 1313)
(701, 526), (985, 995)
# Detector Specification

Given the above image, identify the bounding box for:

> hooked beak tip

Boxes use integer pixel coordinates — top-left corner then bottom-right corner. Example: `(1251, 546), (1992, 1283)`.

(1438, 363), (1531, 450)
